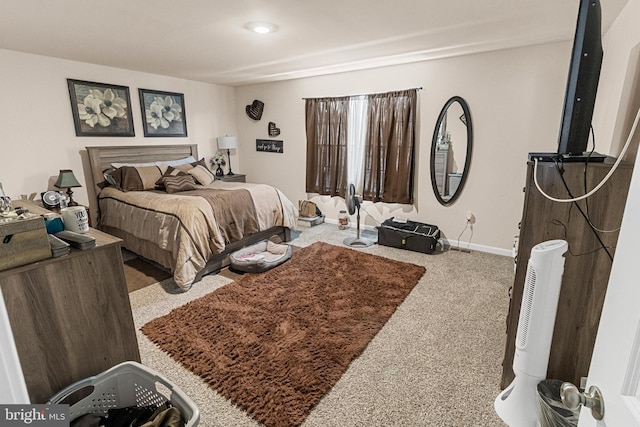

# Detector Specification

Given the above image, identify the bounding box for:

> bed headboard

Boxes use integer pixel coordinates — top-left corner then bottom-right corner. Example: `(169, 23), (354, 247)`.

(86, 144), (198, 190)
(85, 144), (198, 221)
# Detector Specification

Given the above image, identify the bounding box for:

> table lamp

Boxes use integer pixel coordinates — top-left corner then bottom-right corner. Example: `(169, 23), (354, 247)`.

(217, 136), (238, 175)
(54, 169), (82, 206)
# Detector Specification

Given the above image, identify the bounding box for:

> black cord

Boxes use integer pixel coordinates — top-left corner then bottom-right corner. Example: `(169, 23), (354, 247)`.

(550, 219), (616, 257)
(584, 127), (594, 219)
(582, 127), (620, 234)
(553, 159), (614, 262)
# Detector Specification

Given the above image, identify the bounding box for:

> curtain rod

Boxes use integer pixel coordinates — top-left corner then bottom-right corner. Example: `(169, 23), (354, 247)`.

(302, 87), (422, 100)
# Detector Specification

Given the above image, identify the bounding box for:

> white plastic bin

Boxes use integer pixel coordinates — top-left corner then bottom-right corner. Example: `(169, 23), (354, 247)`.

(47, 361), (199, 427)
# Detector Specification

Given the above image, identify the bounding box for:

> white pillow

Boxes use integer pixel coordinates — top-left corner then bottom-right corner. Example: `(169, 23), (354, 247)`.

(111, 156), (196, 169)
(164, 156), (197, 166)
(111, 160), (158, 168)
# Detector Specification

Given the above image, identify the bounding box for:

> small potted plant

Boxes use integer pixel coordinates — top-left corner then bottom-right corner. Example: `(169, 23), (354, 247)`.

(210, 152), (227, 177)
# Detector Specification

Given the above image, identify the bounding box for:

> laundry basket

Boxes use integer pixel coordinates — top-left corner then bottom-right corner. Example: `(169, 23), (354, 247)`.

(47, 361), (199, 427)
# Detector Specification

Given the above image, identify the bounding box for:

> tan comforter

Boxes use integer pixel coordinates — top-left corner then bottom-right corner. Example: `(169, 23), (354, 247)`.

(98, 181), (298, 290)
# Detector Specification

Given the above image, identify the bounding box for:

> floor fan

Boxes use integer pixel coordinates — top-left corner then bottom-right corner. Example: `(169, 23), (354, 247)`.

(494, 239), (568, 427)
(343, 183), (373, 247)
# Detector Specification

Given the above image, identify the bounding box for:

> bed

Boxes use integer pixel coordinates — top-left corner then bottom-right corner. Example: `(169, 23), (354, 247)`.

(86, 144), (298, 291)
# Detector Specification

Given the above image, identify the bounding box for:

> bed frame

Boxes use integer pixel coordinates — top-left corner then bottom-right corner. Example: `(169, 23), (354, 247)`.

(85, 144), (291, 282)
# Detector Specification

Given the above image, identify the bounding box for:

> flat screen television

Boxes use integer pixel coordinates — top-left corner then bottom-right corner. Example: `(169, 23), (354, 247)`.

(557, 0), (604, 158)
(530, 0), (605, 162)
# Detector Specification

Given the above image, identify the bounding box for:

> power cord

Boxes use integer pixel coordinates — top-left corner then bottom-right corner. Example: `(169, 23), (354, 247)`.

(531, 104), (640, 262)
(453, 217), (473, 252)
(361, 204), (383, 227)
(553, 166), (614, 262)
(533, 105), (640, 203)
(550, 219), (615, 258)
(583, 127), (621, 233)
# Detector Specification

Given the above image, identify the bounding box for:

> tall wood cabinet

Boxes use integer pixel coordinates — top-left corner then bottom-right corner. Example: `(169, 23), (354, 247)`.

(0, 222), (140, 403)
(433, 146), (450, 195)
(501, 159), (633, 388)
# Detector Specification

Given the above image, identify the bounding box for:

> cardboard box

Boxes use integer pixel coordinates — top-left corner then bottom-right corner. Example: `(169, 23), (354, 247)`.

(297, 215), (324, 228)
(0, 216), (51, 271)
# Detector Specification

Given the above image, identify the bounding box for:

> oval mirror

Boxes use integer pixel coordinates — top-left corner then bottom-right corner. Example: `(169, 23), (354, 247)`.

(430, 96), (473, 205)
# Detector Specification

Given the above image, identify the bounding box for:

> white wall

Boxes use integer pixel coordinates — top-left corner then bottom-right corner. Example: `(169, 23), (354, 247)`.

(1, 15), (634, 255)
(234, 42), (573, 252)
(0, 48), (237, 207)
(594, 0), (640, 161)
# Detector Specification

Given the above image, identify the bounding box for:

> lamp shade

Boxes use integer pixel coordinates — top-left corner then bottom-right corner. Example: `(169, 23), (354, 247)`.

(54, 169), (82, 189)
(217, 136), (238, 150)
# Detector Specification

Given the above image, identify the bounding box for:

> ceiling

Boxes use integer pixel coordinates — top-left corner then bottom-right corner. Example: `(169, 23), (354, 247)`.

(0, 0), (629, 86)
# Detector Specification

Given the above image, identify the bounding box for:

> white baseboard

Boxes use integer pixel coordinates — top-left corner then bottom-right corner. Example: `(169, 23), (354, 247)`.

(441, 239), (512, 257)
(324, 217), (379, 231)
(322, 218), (513, 257)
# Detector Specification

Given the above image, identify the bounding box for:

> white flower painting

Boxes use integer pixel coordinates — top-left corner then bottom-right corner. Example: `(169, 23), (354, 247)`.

(139, 89), (187, 137)
(67, 79), (134, 136)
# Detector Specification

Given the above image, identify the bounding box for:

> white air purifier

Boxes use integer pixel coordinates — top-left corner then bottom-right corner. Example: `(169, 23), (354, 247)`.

(494, 239), (568, 427)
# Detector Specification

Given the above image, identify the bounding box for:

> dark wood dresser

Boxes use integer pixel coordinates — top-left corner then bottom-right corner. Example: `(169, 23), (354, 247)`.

(0, 202), (140, 403)
(501, 159), (633, 388)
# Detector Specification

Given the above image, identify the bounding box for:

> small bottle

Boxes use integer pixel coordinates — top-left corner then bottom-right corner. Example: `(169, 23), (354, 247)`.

(338, 210), (350, 230)
(58, 191), (68, 209)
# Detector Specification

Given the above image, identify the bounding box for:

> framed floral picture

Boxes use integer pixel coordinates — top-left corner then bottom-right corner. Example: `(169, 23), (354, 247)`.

(67, 79), (135, 137)
(138, 89), (187, 137)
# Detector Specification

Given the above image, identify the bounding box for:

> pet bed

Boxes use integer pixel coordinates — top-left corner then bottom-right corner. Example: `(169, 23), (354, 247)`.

(230, 240), (291, 273)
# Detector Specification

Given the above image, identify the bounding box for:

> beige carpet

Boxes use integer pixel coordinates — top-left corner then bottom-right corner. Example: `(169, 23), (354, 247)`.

(129, 224), (512, 426)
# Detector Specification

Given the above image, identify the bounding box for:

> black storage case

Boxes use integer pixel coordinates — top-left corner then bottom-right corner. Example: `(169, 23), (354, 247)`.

(377, 219), (440, 254)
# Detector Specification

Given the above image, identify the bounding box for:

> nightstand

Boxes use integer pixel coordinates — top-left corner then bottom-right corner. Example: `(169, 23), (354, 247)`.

(217, 174), (246, 183)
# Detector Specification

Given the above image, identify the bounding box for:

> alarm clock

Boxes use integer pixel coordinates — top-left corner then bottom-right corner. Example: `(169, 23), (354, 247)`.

(41, 191), (61, 210)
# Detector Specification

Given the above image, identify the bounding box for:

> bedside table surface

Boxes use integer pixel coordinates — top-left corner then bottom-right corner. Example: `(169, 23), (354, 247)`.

(15, 199), (92, 227)
(218, 174), (246, 183)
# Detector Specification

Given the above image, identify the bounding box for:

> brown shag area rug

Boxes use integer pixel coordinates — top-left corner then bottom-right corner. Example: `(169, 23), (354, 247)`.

(141, 242), (426, 427)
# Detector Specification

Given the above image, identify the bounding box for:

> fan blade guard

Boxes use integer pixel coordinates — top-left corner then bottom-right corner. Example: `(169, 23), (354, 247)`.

(346, 183), (356, 215)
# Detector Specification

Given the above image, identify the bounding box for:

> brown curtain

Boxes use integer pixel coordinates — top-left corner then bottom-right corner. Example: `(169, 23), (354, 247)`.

(305, 97), (349, 197)
(305, 89), (416, 203)
(363, 89), (417, 204)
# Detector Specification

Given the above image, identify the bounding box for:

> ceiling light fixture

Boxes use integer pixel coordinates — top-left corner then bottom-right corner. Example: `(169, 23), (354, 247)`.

(245, 21), (278, 34)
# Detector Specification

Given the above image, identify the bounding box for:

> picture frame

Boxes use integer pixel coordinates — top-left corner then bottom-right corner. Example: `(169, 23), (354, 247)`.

(256, 139), (284, 153)
(67, 79), (135, 137)
(138, 89), (187, 137)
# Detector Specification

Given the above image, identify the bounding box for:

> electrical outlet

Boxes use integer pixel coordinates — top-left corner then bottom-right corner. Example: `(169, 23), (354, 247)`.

(466, 211), (473, 221)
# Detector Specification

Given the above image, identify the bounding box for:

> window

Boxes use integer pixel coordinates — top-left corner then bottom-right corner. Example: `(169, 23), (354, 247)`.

(305, 89), (417, 204)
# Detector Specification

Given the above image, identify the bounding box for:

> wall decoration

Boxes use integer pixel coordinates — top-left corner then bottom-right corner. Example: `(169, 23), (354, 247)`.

(67, 79), (134, 137)
(245, 99), (264, 121)
(139, 89), (187, 137)
(268, 121), (281, 136)
(256, 139), (283, 153)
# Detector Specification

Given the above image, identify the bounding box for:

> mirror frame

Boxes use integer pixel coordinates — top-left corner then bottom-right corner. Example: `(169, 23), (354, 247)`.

(429, 96), (473, 206)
